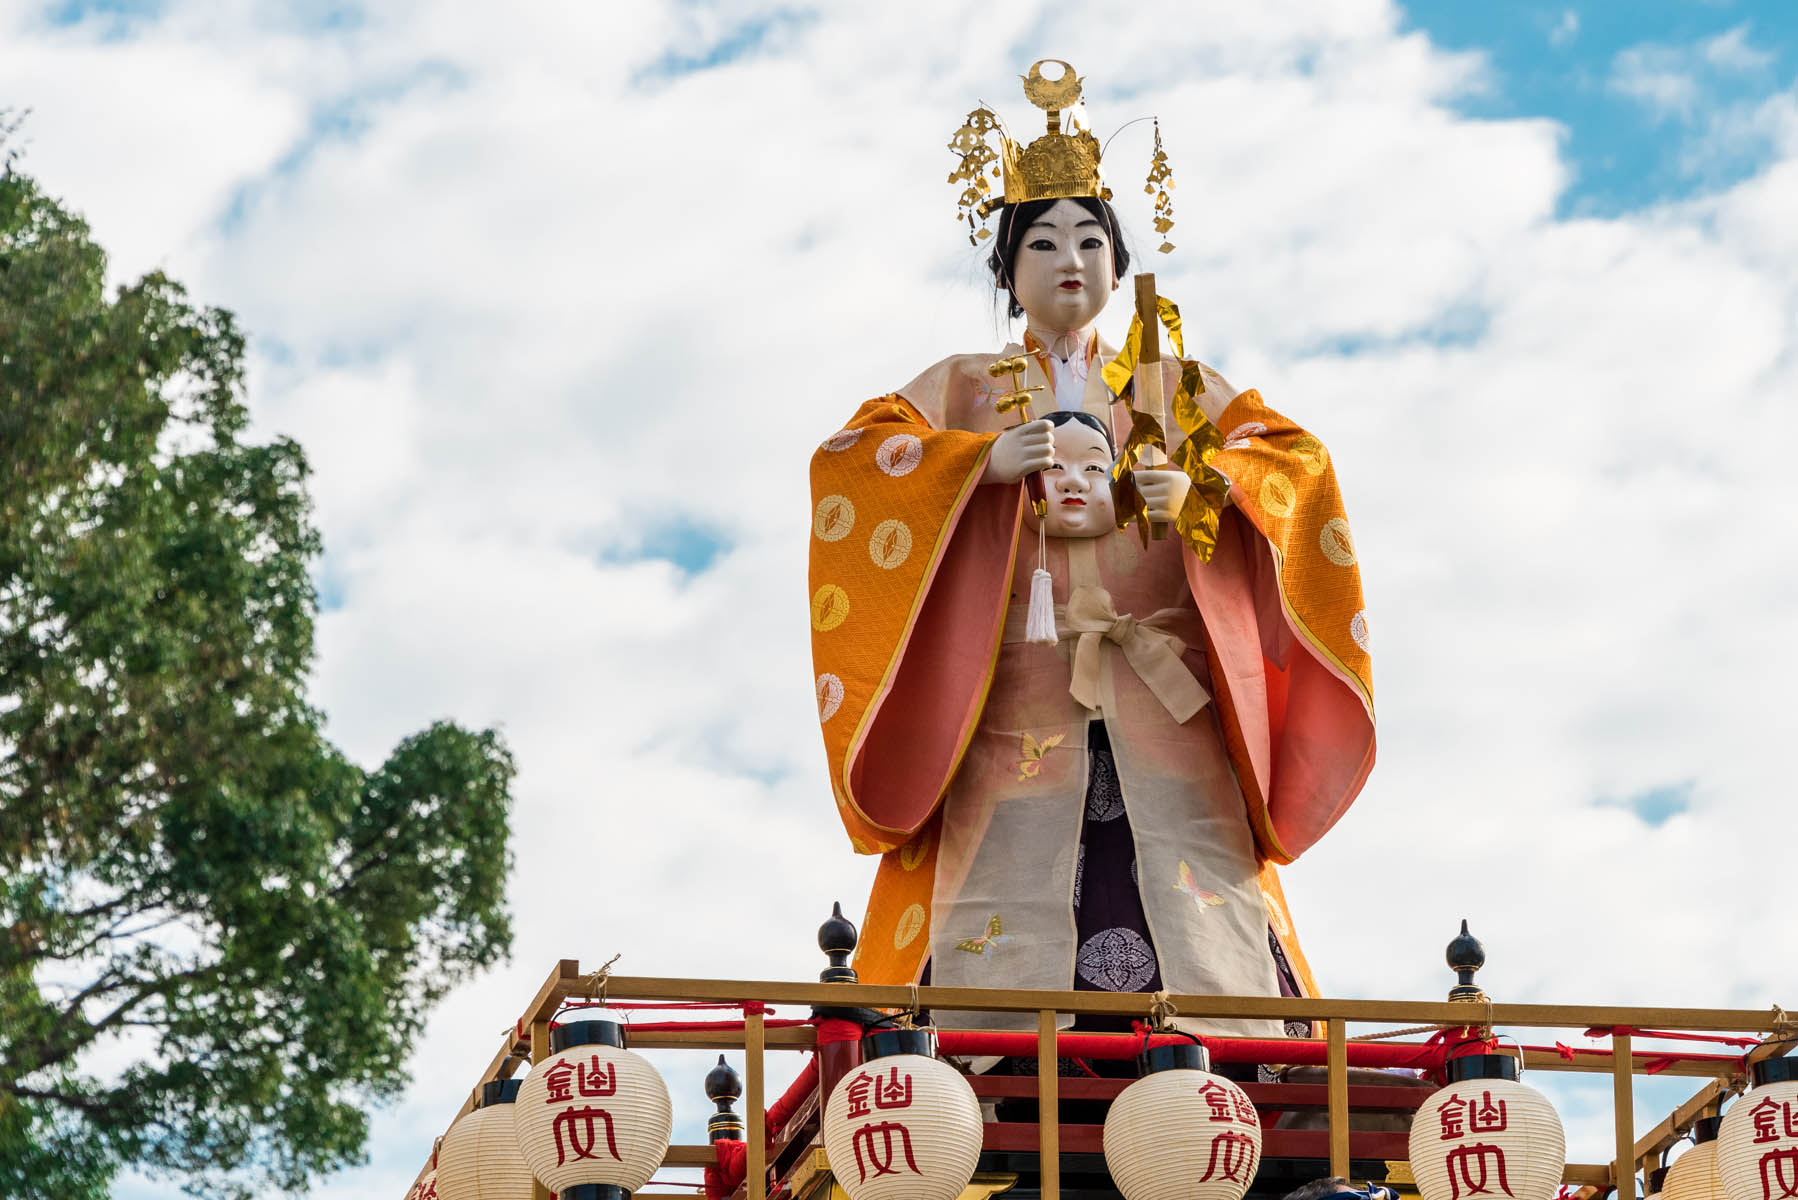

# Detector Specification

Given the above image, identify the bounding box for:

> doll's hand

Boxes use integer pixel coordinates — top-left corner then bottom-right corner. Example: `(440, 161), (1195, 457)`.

(1133, 469), (1192, 523)
(981, 419), (1055, 484)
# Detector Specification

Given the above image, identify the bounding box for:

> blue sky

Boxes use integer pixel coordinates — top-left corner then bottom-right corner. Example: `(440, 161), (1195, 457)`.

(6, 2), (1798, 1198)
(1402, 1), (1798, 212)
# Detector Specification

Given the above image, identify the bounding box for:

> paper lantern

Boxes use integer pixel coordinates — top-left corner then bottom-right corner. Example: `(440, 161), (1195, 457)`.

(514, 1020), (674, 1200)
(437, 1080), (536, 1200)
(1103, 1041), (1263, 1200)
(822, 1028), (982, 1200)
(1646, 1165), (1669, 1200)
(1667, 1118), (1728, 1200)
(1408, 1056), (1565, 1200)
(409, 1168), (439, 1200)
(1719, 1059), (1798, 1200)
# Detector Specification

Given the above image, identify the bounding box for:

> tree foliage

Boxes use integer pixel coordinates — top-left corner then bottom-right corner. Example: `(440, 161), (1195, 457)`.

(0, 121), (516, 1198)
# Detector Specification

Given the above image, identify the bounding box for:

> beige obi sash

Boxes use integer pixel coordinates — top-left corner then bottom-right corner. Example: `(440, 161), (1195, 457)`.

(1004, 584), (1210, 723)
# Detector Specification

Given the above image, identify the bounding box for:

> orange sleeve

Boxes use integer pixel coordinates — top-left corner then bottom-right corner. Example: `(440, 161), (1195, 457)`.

(809, 397), (1022, 855)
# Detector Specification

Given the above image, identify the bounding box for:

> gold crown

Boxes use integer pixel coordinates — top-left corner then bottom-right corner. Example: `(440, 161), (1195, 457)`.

(947, 60), (1176, 253)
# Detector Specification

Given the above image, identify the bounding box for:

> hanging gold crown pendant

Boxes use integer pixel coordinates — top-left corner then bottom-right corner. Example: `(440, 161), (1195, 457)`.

(947, 59), (1177, 253)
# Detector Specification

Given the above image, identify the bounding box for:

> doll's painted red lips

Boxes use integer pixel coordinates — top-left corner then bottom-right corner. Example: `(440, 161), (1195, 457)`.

(1059, 280), (1083, 290)
(1061, 497), (1086, 505)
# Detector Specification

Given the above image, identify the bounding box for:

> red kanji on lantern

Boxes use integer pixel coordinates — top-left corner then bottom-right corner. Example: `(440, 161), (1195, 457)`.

(1444, 1142), (1514, 1200)
(544, 1059), (577, 1104)
(578, 1056), (617, 1098)
(1760, 1148), (1798, 1200)
(552, 1105), (622, 1166)
(1753, 1099), (1798, 1145)
(1199, 1129), (1257, 1182)
(872, 1066), (913, 1111)
(844, 1072), (873, 1120)
(1198, 1080), (1235, 1123)
(1439, 1093), (1468, 1140)
(1232, 1089), (1258, 1125)
(849, 1120), (922, 1182)
(1468, 1091), (1509, 1135)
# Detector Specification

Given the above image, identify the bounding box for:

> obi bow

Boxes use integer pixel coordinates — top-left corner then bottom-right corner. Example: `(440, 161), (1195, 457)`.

(1062, 585), (1209, 723)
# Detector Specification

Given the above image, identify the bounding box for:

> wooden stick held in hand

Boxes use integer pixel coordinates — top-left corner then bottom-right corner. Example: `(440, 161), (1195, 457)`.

(1134, 273), (1171, 541)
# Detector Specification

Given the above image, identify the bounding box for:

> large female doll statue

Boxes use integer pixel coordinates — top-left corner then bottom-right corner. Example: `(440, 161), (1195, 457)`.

(807, 62), (1374, 1041)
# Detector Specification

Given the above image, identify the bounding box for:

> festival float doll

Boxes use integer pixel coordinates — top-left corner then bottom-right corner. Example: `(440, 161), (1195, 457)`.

(807, 61), (1375, 1046)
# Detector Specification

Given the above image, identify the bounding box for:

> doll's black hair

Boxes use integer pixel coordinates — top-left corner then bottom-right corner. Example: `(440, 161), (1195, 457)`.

(987, 197), (1131, 320)
(1043, 408), (1115, 456)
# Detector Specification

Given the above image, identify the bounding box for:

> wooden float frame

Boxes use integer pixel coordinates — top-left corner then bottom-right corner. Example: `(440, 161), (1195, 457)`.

(407, 963), (1793, 1200)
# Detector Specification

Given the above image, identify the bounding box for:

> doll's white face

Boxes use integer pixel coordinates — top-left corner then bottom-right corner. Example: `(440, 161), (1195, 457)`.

(1029, 419), (1116, 538)
(1009, 198), (1118, 335)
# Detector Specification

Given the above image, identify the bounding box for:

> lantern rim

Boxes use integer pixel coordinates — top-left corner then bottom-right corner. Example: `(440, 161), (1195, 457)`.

(480, 1078), (523, 1106)
(1445, 1054), (1519, 1083)
(861, 1026), (937, 1060)
(1692, 1115), (1722, 1143)
(1135, 1040), (1211, 1076)
(561, 1186), (631, 1200)
(552, 1019), (629, 1053)
(1751, 1057), (1798, 1088)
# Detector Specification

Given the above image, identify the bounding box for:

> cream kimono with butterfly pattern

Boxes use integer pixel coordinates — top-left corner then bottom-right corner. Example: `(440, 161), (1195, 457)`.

(920, 358), (1286, 1041)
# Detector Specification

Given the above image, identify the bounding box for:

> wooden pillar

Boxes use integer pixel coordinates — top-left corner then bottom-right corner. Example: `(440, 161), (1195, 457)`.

(1039, 1009), (1060, 1200)
(531, 1020), (553, 1200)
(1614, 1033), (1636, 1200)
(1328, 1019), (1350, 1179)
(747, 1010), (766, 1200)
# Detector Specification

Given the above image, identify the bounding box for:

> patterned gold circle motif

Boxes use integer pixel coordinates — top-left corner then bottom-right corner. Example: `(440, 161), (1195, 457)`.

(816, 673), (845, 722)
(810, 584), (850, 632)
(1319, 516), (1356, 566)
(1223, 420), (1267, 449)
(813, 494), (855, 542)
(1259, 472), (1297, 518)
(820, 428), (862, 452)
(1292, 435), (1331, 476)
(867, 518), (913, 570)
(1350, 610), (1371, 652)
(893, 903), (927, 950)
(899, 831), (931, 871)
(875, 433), (924, 477)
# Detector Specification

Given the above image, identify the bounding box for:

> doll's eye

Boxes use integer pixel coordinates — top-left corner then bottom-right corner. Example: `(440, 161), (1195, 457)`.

(1081, 237), (1105, 250)
(1085, 463), (1105, 472)
(1028, 238), (1056, 251)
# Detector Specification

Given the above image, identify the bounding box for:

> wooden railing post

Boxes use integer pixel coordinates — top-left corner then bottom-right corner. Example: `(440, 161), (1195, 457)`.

(747, 1009), (766, 1200)
(1614, 1032), (1636, 1200)
(1038, 1009), (1060, 1200)
(1328, 1018), (1350, 1179)
(531, 1017), (553, 1200)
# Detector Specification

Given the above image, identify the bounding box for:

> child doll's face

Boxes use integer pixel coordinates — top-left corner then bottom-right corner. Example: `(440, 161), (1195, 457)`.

(1028, 419), (1116, 538)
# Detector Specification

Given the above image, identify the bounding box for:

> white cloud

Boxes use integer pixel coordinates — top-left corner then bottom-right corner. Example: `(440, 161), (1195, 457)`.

(1549, 10), (1579, 50)
(6, 1), (1798, 1197)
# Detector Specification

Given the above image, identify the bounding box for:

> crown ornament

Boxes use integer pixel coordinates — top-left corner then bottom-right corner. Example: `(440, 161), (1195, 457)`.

(947, 59), (1176, 254)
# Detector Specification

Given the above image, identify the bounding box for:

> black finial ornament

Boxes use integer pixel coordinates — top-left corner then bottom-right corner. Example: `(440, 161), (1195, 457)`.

(819, 901), (859, 984)
(1447, 919), (1487, 1002)
(705, 1054), (744, 1143)
(813, 901), (881, 1027)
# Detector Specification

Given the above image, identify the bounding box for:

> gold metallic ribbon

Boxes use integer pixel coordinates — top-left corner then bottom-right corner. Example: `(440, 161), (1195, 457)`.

(1097, 293), (1230, 561)
(1062, 586), (1209, 723)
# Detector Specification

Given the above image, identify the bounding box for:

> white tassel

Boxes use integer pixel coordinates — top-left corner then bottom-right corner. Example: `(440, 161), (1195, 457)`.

(1026, 567), (1057, 644)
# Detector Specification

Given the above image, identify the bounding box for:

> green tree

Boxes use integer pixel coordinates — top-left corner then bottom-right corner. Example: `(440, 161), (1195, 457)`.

(0, 120), (516, 1198)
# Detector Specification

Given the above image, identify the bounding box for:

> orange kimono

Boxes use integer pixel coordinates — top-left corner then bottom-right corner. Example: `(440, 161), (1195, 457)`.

(807, 344), (1373, 1014)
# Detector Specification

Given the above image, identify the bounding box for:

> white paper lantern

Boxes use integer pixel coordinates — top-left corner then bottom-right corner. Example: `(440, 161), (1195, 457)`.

(1104, 1042), (1263, 1200)
(822, 1028), (982, 1200)
(437, 1080), (536, 1200)
(513, 1020), (674, 1199)
(1666, 1118), (1727, 1200)
(408, 1167), (439, 1200)
(1409, 1056), (1564, 1200)
(1719, 1060), (1798, 1200)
